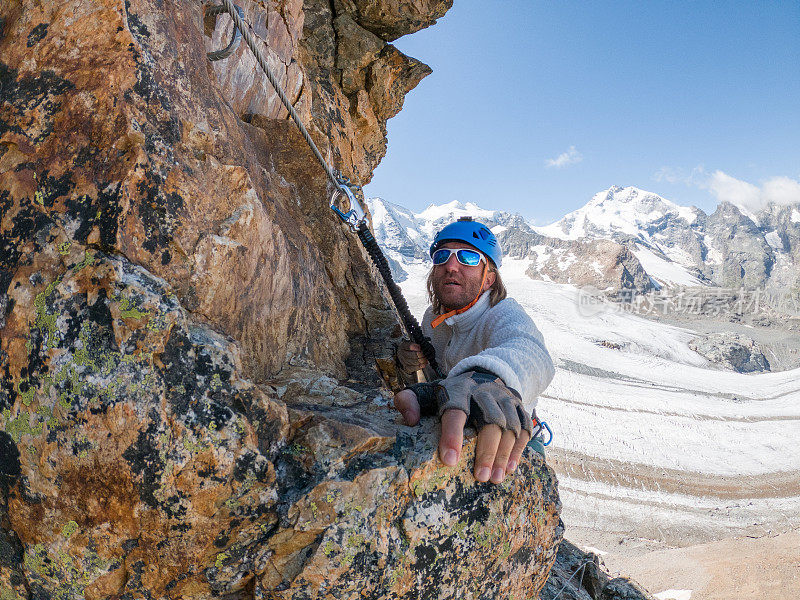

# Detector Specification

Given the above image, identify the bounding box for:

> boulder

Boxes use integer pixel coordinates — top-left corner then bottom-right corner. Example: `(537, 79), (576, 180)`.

(0, 0), (565, 597)
(689, 332), (770, 373)
(540, 540), (654, 600)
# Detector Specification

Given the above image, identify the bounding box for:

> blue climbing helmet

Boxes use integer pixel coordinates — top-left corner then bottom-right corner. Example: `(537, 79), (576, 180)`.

(430, 217), (502, 268)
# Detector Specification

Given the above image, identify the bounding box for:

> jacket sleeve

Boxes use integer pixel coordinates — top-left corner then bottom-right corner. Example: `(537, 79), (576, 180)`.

(446, 300), (555, 412)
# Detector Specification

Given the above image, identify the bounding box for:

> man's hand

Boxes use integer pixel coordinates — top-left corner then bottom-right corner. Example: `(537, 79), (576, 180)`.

(439, 410), (530, 483)
(397, 340), (428, 373)
(393, 383), (531, 484)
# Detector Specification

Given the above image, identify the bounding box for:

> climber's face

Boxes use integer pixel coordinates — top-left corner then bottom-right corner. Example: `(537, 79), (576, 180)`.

(431, 242), (495, 311)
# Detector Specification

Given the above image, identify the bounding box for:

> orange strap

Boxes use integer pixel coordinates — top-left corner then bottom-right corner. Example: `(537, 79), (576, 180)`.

(431, 265), (488, 329)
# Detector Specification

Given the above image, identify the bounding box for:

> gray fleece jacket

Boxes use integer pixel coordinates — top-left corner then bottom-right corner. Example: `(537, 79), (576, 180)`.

(422, 291), (555, 413)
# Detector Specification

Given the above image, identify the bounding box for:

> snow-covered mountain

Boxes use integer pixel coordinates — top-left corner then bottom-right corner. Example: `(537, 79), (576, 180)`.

(535, 185), (700, 243)
(369, 185), (800, 296)
(368, 191), (683, 291)
(534, 185), (800, 290)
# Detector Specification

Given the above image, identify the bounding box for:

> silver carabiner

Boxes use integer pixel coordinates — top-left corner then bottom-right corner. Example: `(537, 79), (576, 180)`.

(330, 178), (367, 231)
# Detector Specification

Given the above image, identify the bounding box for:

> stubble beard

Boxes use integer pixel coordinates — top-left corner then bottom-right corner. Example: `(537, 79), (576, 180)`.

(433, 278), (481, 312)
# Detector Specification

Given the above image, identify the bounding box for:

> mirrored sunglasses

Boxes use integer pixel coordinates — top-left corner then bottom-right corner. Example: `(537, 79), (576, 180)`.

(432, 248), (485, 267)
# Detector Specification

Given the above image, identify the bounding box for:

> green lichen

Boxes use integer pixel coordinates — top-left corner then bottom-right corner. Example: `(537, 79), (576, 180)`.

(58, 241), (71, 255)
(500, 540), (512, 560)
(6, 411), (44, 443)
(182, 436), (209, 454)
(215, 552), (229, 569)
(322, 540), (336, 557)
(411, 467), (451, 498)
(34, 190), (44, 205)
(210, 373), (222, 391)
(58, 391), (72, 410)
(285, 442), (308, 457)
(389, 564), (405, 587)
(345, 533), (364, 548)
(73, 250), (94, 271)
(309, 502), (319, 520)
(17, 378), (35, 406)
(146, 314), (167, 331)
(22, 539), (110, 600)
(62, 521), (78, 539)
(118, 295), (149, 320)
(34, 279), (60, 345)
(0, 586), (23, 600)
(339, 532), (367, 567)
(451, 520), (467, 537)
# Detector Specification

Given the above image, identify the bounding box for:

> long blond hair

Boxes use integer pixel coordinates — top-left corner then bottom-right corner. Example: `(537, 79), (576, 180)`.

(427, 262), (507, 314)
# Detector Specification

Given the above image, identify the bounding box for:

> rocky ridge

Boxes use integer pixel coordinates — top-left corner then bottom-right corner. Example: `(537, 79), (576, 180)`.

(0, 0), (567, 598)
(538, 185), (800, 291)
(367, 197), (655, 293)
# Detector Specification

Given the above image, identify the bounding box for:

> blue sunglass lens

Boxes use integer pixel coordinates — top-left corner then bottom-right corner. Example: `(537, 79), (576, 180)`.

(457, 250), (482, 266)
(432, 249), (451, 265)
(432, 249), (483, 266)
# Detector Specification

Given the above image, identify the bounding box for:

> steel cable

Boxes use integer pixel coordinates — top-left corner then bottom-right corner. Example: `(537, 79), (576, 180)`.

(217, 0), (339, 187)
(209, 0), (441, 376)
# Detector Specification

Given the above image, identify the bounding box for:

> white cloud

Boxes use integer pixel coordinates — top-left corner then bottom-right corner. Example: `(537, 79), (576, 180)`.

(706, 171), (761, 211)
(705, 171), (800, 212)
(654, 165), (800, 213)
(545, 146), (583, 169)
(761, 176), (800, 206)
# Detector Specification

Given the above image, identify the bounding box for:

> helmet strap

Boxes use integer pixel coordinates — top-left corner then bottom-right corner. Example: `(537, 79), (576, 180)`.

(431, 264), (489, 329)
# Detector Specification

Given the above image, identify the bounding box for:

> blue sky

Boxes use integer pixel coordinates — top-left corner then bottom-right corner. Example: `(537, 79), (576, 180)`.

(363, 1), (800, 224)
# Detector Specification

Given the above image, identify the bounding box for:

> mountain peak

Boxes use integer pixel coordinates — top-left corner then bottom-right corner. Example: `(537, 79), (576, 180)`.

(537, 186), (697, 241)
(416, 200), (495, 223)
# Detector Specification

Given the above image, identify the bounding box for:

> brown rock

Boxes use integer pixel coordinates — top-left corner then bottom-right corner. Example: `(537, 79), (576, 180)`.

(1, 0), (565, 597)
(334, 0), (454, 41)
(368, 45), (432, 122)
(525, 239), (653, 293)
(334, 14), (385, 95)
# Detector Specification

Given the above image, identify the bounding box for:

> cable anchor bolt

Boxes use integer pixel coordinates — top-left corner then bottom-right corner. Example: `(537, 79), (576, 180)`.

(205, 2), (245, 61)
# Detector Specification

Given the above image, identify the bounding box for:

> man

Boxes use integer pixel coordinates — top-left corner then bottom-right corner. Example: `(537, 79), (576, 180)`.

(394, 217), (555, 484)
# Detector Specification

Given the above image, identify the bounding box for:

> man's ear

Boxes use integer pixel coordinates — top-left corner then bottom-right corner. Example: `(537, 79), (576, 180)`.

(482, 269), (496, 292)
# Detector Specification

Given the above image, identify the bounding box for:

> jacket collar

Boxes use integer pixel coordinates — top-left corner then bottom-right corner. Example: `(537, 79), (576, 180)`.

(440, 291), (492, 332)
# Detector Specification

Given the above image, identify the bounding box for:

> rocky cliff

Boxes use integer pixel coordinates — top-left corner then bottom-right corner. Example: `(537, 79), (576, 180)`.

(0, 0), (570, 598)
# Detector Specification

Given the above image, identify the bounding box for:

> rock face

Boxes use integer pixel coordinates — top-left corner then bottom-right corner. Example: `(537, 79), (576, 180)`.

(540, 540), (654, 600)
(0, 0), (564, 598)
(689, 332), (770, 373)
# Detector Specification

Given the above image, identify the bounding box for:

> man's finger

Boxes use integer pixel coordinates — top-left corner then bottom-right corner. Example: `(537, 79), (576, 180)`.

(439, 409), (467, 467)
(507, 430), (531, 474)
(393, 389), (421, 426)
(474, 424), (502, 482)
(491, 430), (517, 483)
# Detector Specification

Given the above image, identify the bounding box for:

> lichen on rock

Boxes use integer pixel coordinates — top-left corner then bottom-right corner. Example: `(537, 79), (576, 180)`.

(1, 0), (564, 597)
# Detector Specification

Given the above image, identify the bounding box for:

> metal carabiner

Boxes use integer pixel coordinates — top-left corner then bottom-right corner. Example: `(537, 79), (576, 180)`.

(205, 3), (245, 61)
(540, 421), (553, 446)
(531, 414), (554, 447)
(330, 177), (367, 232)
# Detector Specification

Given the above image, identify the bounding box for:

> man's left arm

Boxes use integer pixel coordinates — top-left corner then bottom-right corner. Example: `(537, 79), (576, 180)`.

(446, 302), (555, 409)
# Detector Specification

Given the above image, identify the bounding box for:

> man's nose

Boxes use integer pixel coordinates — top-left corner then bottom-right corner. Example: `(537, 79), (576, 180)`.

(443, 253), (461, 270)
